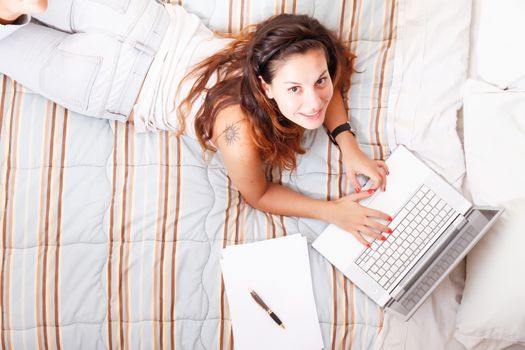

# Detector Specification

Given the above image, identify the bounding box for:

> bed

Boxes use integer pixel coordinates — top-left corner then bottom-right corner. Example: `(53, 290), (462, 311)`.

(1, 0), (523, 349)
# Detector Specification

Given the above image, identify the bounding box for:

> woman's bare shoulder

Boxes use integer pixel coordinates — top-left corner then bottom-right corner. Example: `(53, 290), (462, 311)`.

(212, 104), (251, 147)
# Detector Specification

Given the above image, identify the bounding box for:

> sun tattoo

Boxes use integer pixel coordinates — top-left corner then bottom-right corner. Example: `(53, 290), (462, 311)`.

(223, 123), (240, 146)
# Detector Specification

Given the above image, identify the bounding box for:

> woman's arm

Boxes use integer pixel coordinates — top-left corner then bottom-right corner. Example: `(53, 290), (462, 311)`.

(324, 89), (389, 192)
(213, 105), (392, 246)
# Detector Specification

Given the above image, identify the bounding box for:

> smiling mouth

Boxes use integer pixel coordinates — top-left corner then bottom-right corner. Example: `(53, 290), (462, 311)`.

(300, 110), (322, 119)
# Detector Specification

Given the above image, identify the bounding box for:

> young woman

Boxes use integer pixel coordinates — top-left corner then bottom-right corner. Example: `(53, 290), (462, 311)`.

(0, 0), (392, 246)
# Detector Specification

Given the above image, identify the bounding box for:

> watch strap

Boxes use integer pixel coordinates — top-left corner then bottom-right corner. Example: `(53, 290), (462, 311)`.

(329, 122), (355, 145)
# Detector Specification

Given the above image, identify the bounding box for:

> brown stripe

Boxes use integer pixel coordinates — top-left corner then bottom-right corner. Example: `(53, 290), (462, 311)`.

(326, 135), (338, 348)
(3, 82), (24, 350)
(330, 266), (338, 350)
(228, 0), (233, 34)
(338, 151), (344, 198)
(219, 177), (233, 350)
(36, 100), (52, 350)
(117, 122), (131, 350)
(0, 80), (19, 349)
(373, 0), (396, 160)
(42, 102), (58, 350)
(278, 169), (287, 236)
(53, 108), (68, 350)
(338, 0), (346, 39)
(292, 0), (297, 14)
(377, 307), (384, 333)
(234, 191), (242, 244)
(281, 0), (286, 13)
(348, 282), (356, 348)
(266, 171), (276, 239)
(347, 0), (363, 117)
(5, 85), (25, 350)
(170, 136), (182, 349)
(246, 0), (251, 26)
(219, 277), (226, 350)
(341, 278), (349, 348)
(279, 216), (287, 236)
(0, 79), (17, 350)
(124, 123), (135, 349)
(240, 0), (245, 30)
(0, 75), (6, 135)
(158, 132), (170, 350)
(153, 133), (165, 350)
(347, 0), (359, 44)
(336, 143), (347, 348)
(326, 139), (332, 201)
(107, 122), (119, 350)
(369, 0), (390, 159)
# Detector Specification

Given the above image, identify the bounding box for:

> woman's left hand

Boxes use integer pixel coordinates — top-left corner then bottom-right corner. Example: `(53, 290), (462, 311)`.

(343, 150), (389, 193)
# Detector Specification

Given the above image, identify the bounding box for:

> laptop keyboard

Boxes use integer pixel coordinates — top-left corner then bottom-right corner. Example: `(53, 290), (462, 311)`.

(399, 223), (478, 311)
(354, 185), (457, 290)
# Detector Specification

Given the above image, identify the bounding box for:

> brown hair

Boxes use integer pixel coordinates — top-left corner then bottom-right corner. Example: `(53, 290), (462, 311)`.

(177, 14), (355, 171)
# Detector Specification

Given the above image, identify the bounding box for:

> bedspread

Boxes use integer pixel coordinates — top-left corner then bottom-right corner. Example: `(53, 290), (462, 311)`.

(0, 0), (400, 348)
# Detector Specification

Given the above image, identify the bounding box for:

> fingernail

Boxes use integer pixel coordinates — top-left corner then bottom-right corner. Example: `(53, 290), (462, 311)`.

(355, 187), (361, 193)
(387, 216), (393, 221)
(367, 189), (375, 194)
(387, 228), (393, 234)
(379, 236), (386, 241)
(366, 243), (371, 248)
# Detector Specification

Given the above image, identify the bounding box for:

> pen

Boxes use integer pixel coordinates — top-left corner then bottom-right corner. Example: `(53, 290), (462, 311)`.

(249, 290), (286, 329)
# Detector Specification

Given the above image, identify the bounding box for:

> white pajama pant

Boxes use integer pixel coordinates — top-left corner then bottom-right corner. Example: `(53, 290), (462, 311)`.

(0, 0), (170, 122)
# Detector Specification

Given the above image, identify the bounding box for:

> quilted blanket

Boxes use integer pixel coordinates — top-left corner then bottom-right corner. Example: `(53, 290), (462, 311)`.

(0, 0), (399, 348)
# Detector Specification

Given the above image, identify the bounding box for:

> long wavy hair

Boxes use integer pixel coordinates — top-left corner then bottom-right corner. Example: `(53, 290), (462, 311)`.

(176, 14), (355, 171)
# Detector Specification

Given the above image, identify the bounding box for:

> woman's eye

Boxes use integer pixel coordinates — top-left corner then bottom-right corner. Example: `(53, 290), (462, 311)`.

(316, 77), (327, 85)
(289, 86), (299, 93)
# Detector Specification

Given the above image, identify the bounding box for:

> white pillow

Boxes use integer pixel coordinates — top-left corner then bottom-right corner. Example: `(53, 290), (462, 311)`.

(474, 0), (525, 89)
(455, 79), (525, 349)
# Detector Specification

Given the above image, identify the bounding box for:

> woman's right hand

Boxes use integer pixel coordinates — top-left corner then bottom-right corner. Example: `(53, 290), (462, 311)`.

(326, 189), (393, 247)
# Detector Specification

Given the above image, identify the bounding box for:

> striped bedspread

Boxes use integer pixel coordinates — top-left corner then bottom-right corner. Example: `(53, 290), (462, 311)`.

(0, 0), (399, 348)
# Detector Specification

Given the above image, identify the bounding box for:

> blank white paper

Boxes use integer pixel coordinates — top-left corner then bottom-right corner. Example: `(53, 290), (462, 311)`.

(220, 234), (324, 350)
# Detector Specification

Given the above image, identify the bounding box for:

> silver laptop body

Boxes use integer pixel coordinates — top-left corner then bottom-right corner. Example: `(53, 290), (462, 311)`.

(312, 145), (503, 320)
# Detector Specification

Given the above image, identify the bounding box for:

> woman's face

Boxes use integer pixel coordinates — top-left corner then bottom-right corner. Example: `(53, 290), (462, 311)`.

(259, 48), (334, 130)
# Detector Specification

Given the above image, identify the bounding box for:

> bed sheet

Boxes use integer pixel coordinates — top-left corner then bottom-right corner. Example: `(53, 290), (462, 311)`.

(0, 0), (400, 348)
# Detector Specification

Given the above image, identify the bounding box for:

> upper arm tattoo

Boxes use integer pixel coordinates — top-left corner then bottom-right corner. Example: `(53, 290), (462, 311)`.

(223, 123), (240, 146)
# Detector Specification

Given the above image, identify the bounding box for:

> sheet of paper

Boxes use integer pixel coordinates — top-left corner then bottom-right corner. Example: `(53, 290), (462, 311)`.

(220, 234), (324, 350)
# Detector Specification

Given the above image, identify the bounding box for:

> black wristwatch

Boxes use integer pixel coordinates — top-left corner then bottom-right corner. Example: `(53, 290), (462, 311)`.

(329, 122), (356, 145)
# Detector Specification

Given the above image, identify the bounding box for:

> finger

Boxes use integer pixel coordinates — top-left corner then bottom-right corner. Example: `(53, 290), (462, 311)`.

(377, 161), (390, 175)
(351, 230), (372, 248)
(366, 208), (393, 222)
(359, 226), (385, 241)
(348, 171), (361, 193)
(366, 219), (393, 235)
(376, 161), (389, 191)
(378, 169), (387, 191)
(347, 188), (377, 201)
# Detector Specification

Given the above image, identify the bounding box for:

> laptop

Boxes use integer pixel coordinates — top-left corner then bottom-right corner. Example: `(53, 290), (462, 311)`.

(312, 145), (503, 320)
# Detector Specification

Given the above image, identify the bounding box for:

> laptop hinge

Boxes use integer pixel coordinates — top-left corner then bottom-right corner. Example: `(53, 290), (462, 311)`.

(391, 285), (405, 301)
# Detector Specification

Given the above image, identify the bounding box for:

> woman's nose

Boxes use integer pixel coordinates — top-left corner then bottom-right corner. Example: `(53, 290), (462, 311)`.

(305, 90), (324, 112)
